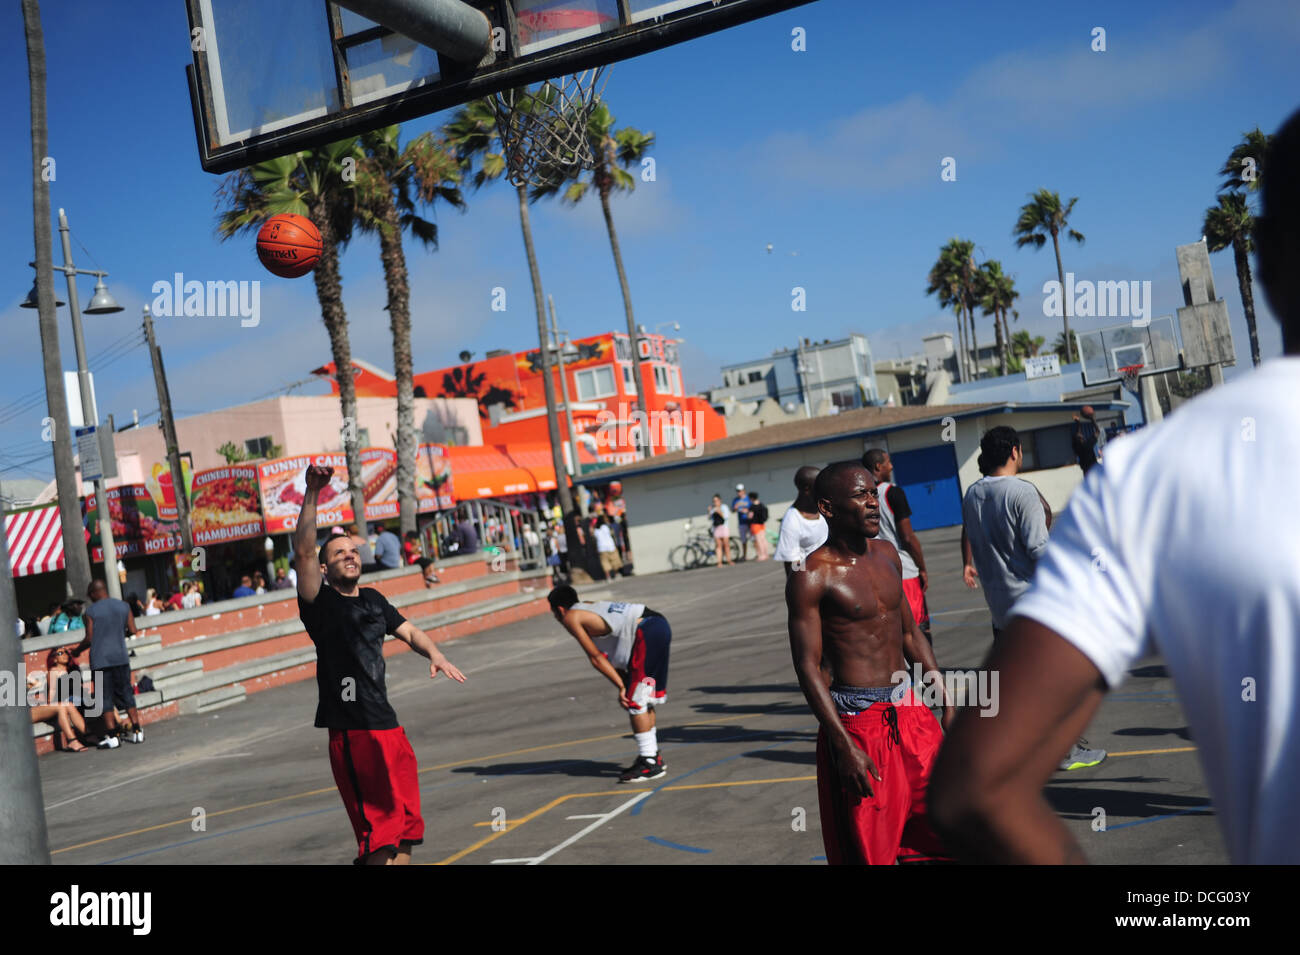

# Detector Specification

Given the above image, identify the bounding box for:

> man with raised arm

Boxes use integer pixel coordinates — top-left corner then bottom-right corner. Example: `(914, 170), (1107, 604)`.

(294, 464), (466, 866)
(786, 460), (955, 865)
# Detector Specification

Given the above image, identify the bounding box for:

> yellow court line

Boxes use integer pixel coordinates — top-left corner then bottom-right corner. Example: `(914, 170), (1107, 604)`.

(441, 774), (816, 864)
(1107, 746), (1197, 758)
(51, 712), (758, 856)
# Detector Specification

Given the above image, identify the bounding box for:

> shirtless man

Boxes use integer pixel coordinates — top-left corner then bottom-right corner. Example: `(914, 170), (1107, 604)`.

(786, 461), (955, 865)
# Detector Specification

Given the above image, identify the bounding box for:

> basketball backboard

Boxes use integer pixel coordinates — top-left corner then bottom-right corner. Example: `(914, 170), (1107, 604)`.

(1074, 315), (1181, 386)
(186, 0), (816, 173)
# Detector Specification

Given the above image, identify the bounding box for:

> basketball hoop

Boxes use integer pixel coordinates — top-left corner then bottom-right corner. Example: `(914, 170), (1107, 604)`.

(1118, 364), (1144, 392)
(490, 68), (609, 188)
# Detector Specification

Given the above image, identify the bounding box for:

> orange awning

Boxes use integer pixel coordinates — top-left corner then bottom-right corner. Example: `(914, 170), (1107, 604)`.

(445, 446), (539, 500)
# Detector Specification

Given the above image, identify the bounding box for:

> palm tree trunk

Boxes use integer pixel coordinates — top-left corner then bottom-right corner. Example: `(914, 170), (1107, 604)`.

(12, 0), (55, 866)
(597, 150), (652, 458)
(967, 295), (980, 378)
(309, 196), (366, 527)
(375, 195), (418, 535)
(517, 184), (585, 574)
(1231, 235), (1261, 367)
(1052, 230), (1073, 363)
(955, 308), (968, 383)
(995, 307), (1008, 376)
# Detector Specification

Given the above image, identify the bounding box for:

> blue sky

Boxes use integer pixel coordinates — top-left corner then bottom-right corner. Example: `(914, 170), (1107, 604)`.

(2, 0), (1297, 484)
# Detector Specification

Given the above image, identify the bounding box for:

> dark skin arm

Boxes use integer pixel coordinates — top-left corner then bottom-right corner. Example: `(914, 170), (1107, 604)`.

(928, 616), (1107, 863)
(886, 545), (953, 731)
(786, 569), (881, 798)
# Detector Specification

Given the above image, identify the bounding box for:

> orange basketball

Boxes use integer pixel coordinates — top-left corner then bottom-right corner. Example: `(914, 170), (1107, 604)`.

(256, 213), (323, 278)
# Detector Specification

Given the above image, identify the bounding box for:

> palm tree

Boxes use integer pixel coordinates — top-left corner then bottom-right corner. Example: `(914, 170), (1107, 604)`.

(1203, 193), (1261, 366)
(1014, 190), (1085, 362)
(927, 239), (981, 380)
(1010, 330), (1045, 359)
(1219, 127), (1272, 197)
(1051, 332), (1071, 361)
(531, 102), (655, 450)
(355, 126), (466, 535)
(216, 140), (368, 523)
(979, 259), (1018, 376)
(444, 97), (584, 568)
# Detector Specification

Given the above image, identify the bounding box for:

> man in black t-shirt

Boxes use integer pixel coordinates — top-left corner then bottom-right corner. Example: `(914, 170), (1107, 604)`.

(295, 465), (466, 866)
(862, 450), (933, 643)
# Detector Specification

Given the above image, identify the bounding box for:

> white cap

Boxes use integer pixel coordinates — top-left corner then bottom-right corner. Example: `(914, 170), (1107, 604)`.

(735, 483), (745, 490)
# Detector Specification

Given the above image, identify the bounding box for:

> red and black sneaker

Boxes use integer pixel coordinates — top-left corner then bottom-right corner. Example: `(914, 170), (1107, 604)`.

(618, 754), (666, 784)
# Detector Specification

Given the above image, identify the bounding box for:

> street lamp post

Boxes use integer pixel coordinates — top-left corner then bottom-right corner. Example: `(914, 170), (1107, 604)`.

(547, 296), (582, 477)
(53, 208), (123, 598)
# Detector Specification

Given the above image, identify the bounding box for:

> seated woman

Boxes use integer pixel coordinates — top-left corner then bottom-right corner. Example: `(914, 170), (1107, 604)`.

(30, 648), (91, 752)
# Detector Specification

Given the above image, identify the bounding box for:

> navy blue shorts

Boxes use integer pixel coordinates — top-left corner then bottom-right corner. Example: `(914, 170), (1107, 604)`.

(96, 664), (135, 714)
(623, 616), (671, 715)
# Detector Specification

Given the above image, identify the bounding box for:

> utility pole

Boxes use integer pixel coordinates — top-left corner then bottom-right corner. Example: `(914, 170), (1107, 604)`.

(142, 306), (194, 561)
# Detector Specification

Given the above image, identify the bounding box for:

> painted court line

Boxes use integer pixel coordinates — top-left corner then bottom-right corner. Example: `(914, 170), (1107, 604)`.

(492, 792), (652, 865)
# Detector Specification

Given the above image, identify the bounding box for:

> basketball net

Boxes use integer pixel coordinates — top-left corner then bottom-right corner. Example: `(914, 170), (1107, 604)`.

(1119, 364), (1144, 393)
(490, 67), (609, 188)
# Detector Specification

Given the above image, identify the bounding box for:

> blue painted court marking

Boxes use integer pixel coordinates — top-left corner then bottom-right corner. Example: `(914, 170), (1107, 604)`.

(98, 806), (339, 864)
(1103, 804), (1213, 831)
(645, 836), (711, 854)
(812, 855), (826, 861)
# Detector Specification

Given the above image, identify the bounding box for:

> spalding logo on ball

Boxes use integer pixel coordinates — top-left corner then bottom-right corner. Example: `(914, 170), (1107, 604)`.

(256, 213), (323, 278)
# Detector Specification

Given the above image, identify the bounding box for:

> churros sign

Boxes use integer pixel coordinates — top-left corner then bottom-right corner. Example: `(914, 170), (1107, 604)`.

(257, 454), (352, 532)
(190, 465), (264, 545)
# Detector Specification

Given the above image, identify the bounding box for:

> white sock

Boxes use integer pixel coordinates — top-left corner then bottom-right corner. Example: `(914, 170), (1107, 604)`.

(634, 730), (657, 758)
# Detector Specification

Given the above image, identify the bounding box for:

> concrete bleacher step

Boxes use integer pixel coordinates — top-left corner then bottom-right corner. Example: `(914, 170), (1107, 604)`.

(143, 658), (205, 692)
(181, 685), (246, 715)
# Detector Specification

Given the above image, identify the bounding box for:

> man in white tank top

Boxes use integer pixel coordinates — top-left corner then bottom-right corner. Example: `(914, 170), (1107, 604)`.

(774, 466), (829, 576)
(548, 585), (673, 784)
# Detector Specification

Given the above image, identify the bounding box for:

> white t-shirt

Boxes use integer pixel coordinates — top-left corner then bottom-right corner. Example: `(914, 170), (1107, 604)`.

(593, 525), (616, 553)
(1011, 356), (1300, 864)
(774, 506), (829, 564)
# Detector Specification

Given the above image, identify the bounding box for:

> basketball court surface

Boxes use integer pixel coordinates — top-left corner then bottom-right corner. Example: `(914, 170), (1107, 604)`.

(40, 529), (1225, 865)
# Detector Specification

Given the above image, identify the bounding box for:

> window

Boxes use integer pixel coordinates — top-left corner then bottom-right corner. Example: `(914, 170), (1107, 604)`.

(1018, 424), (1075, 471)
(245, 435), (274, 457)
(672, 368), (682, 395)
(575, 365), (617, 400)
(654, 365), (671, 394)
(831, 389), (857, 410)
(747, 370), (763, 384)
(621, 364), (637, 395)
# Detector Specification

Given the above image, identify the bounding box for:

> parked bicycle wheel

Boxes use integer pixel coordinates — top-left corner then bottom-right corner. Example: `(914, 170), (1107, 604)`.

(669, 544), (700, 571)
(729, 538), (743, 563)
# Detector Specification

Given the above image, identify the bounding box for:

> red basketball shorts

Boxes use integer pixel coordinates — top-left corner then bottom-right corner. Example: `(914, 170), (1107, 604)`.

(816, 694), (952, 865)
(901, 577), (928, 626)
(328, 727), (424, 863)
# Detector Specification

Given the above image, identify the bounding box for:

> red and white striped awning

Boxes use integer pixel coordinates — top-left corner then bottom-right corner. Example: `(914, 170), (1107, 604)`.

(5, 505), (81, 578)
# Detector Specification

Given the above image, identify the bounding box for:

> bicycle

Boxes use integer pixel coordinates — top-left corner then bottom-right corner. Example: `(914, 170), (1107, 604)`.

(668, 520), (741, 570)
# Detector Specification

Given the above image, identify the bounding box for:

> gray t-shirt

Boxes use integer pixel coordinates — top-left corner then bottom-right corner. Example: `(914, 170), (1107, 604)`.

(373, 530), (402, 568)
(83, 597), (132, 668)
(962, 475), (1050, 629)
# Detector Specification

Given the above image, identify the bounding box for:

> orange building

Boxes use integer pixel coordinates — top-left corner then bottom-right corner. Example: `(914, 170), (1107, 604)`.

(313, 332), (727, 470)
